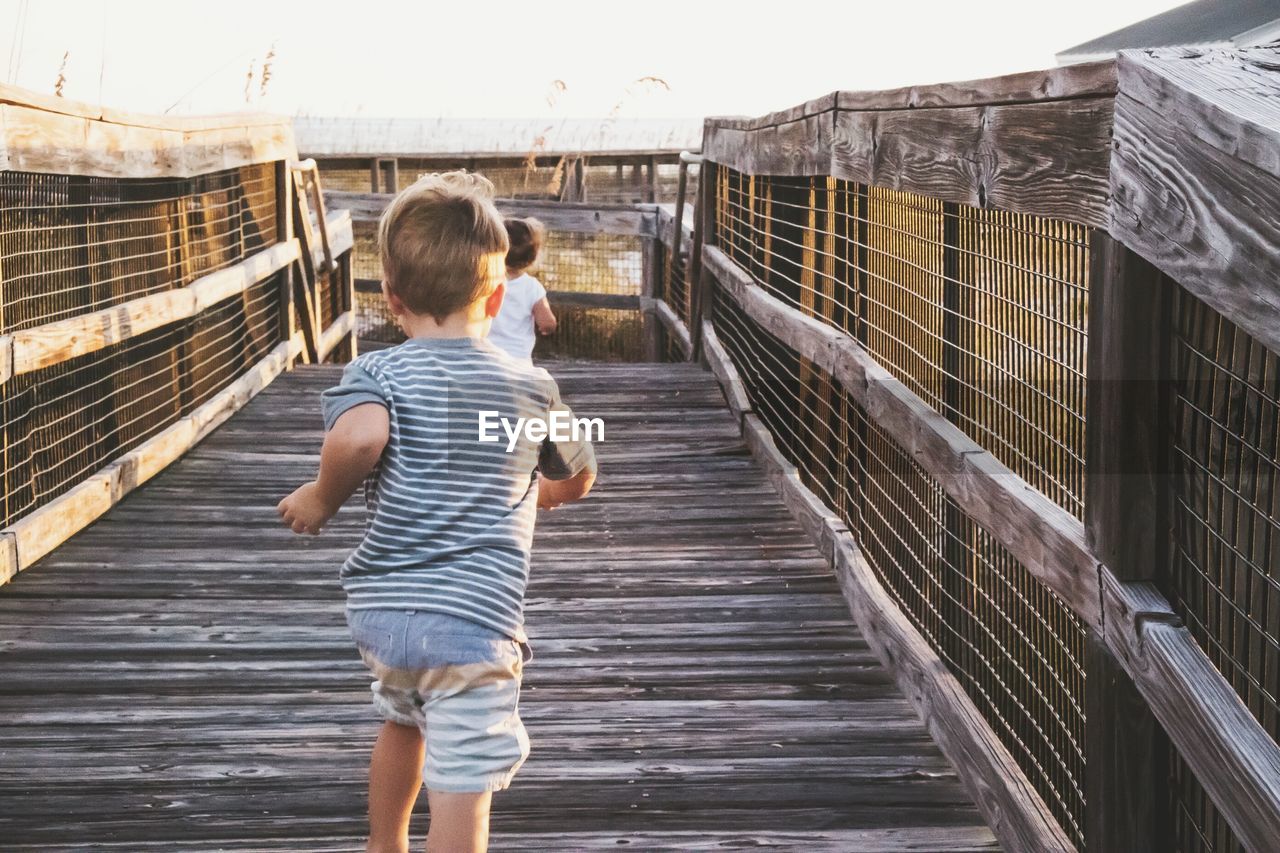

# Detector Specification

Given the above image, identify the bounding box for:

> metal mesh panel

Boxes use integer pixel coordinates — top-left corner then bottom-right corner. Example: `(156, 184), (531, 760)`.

(0, 165), (278, 334)
(712, 165), (1090, 518)
(351, 219), (648, 361)
(0, 276), (283, 528)
(1167, 286), (1280, 853)
(713, 294), (1088, 848)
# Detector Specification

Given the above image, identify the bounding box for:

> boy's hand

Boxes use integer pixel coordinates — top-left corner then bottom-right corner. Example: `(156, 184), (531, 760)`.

(536, 467), (595, 511)
(536, 474), (563, 511)
(277, 481), (338, 535)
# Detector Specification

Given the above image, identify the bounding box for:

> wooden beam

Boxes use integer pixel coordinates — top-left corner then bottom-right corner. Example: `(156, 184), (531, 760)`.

(316, 310), (355, 363)
(650, 299), (692, 360)
(324, 190), (658, 236)
(700, 319), (751, 423)
(1108, 46), (1280, 356)
(1084, 232), (1170, 580)
(704, 243), (1101, 626)
(703, 62), (1115, 133)
(726, 402), (1075, 852)
(0, 336), (301, 586)
(3, 240), (298, 379)
(1100, 571), (1280, 851)
(704, 98), (1112, 227)
(0, 101), (296, 179)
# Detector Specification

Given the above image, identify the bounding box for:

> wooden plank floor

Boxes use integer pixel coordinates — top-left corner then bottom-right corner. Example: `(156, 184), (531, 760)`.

(0, 361), (998, 851)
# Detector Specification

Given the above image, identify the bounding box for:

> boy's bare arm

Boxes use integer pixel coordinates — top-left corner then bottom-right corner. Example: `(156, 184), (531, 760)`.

(537, 467), (595, 510)
(278, 403), (390, 534)
(532, 298), (557, 335)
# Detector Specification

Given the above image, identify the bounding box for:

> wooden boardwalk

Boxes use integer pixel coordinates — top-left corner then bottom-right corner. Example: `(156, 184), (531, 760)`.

(0, 361), (997, 851)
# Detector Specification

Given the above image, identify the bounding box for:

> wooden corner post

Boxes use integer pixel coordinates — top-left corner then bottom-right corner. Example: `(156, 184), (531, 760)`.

(275, 159), (297, 363)
(1083, 229), (1173, 853)
(688, 161), (714, 360)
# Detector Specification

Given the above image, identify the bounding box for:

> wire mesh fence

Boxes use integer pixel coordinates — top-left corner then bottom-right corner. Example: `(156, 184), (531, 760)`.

(351, 221), (651, 362)
(0, 165), (278, 334)
(1167, 286), (1280, 853)
(0, 275), (283, 529)
(712, 166), (1089, 518)
(713, 295), (1088, 847)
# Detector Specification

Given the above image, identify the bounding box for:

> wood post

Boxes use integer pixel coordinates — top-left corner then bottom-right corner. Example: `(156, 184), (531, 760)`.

(275, 160), (296, 359)
(1083, 229), (1173, 852)
(687, 162), (713, 360)
(640, 236), (661, 362)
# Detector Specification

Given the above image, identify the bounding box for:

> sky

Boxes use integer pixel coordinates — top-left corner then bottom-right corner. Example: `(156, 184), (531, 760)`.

(1, 0), (1182, 119)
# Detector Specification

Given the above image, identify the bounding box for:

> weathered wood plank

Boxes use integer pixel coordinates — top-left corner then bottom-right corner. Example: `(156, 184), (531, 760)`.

(1100, 571), (1280, 851)
(700, 320), (750, 420)
(0, 361), (995, 849)
(0, 100), (295, 178)
(828, 98), (1111, 225)
(1109, 46), (1280, 355)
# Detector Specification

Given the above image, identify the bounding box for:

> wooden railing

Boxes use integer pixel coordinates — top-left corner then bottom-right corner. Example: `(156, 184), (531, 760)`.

(0, 85), (354, 586)
(310, 150), (688, 204)
(326, 190), (694, 362)
(659, 45), (1280, 853)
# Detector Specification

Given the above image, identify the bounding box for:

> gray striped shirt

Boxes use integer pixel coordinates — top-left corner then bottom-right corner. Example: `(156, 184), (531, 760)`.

(321, 337), (595, 642)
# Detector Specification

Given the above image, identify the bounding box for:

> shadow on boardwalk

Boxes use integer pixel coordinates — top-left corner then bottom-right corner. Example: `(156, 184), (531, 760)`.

(0, 362), (997, 851)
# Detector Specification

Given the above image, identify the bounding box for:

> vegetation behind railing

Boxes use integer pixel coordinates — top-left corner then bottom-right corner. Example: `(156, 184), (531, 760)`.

(674, 46), (1280, 853)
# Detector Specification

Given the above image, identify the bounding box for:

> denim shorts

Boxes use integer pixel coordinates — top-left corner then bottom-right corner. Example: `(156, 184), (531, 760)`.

(346, 608), (532, 793)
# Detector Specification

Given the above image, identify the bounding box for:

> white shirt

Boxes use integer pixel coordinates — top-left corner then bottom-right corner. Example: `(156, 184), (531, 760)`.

(488, 273), (547, 362)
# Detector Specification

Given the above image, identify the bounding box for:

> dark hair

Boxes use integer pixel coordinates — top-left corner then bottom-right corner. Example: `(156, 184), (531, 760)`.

(504, 217), (545, 272)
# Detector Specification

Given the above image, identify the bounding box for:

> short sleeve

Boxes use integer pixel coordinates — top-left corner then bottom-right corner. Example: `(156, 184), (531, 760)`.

(528, 274), (547, 302)
(537, 381), (597, 480)
(321, 361), (388, 430)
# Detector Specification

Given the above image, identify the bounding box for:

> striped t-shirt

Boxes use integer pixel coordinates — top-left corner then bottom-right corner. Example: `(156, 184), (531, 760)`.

(321, 336), (595, 642)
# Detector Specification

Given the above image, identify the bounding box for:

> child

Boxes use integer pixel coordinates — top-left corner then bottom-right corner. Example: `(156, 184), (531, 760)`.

(486, 217), (556, 362)
(277, 172), (596, 853)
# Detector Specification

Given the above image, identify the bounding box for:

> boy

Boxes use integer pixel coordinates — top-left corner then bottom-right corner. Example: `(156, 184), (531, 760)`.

(277, 171), (596, 853)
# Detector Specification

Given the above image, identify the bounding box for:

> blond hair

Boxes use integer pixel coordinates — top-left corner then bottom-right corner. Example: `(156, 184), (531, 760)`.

(377, 171), (509, 321)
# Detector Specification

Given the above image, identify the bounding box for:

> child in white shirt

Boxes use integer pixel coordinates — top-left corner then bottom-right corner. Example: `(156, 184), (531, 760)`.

(488, 217), (556, 362)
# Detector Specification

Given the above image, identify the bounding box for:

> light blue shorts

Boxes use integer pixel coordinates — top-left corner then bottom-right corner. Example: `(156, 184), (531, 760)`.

(347, 608), (531, 793)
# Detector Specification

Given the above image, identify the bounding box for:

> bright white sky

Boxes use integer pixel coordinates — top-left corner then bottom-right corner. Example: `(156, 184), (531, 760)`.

(1, 0), (1180, 119)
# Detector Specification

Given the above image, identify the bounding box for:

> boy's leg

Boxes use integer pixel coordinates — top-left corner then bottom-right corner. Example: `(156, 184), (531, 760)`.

(368, 720), (425, 853)
(425, 790), (492, 853)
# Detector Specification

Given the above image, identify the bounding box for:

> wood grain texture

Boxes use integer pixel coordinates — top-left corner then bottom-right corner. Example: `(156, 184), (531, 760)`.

(0, 337), (300, 583)
(1109, 47), (1280, 355)
(653, 299), (692, 359)
(316, 311), (355, 362)
(0, 362), (997, 850)
(0, 101), (295, 178)
(701, 80), (1113, 226)
(728, 403), (1070, 851)
(7, 240), (299, 378)
(326, 190), (659, 236)
(700, 321), (750, 421)
(705, 244), (1101, 626)
(1100, 570), (1280, 851)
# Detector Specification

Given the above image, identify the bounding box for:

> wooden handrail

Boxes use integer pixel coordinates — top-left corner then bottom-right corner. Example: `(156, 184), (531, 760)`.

(0, 241), (299, 383)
